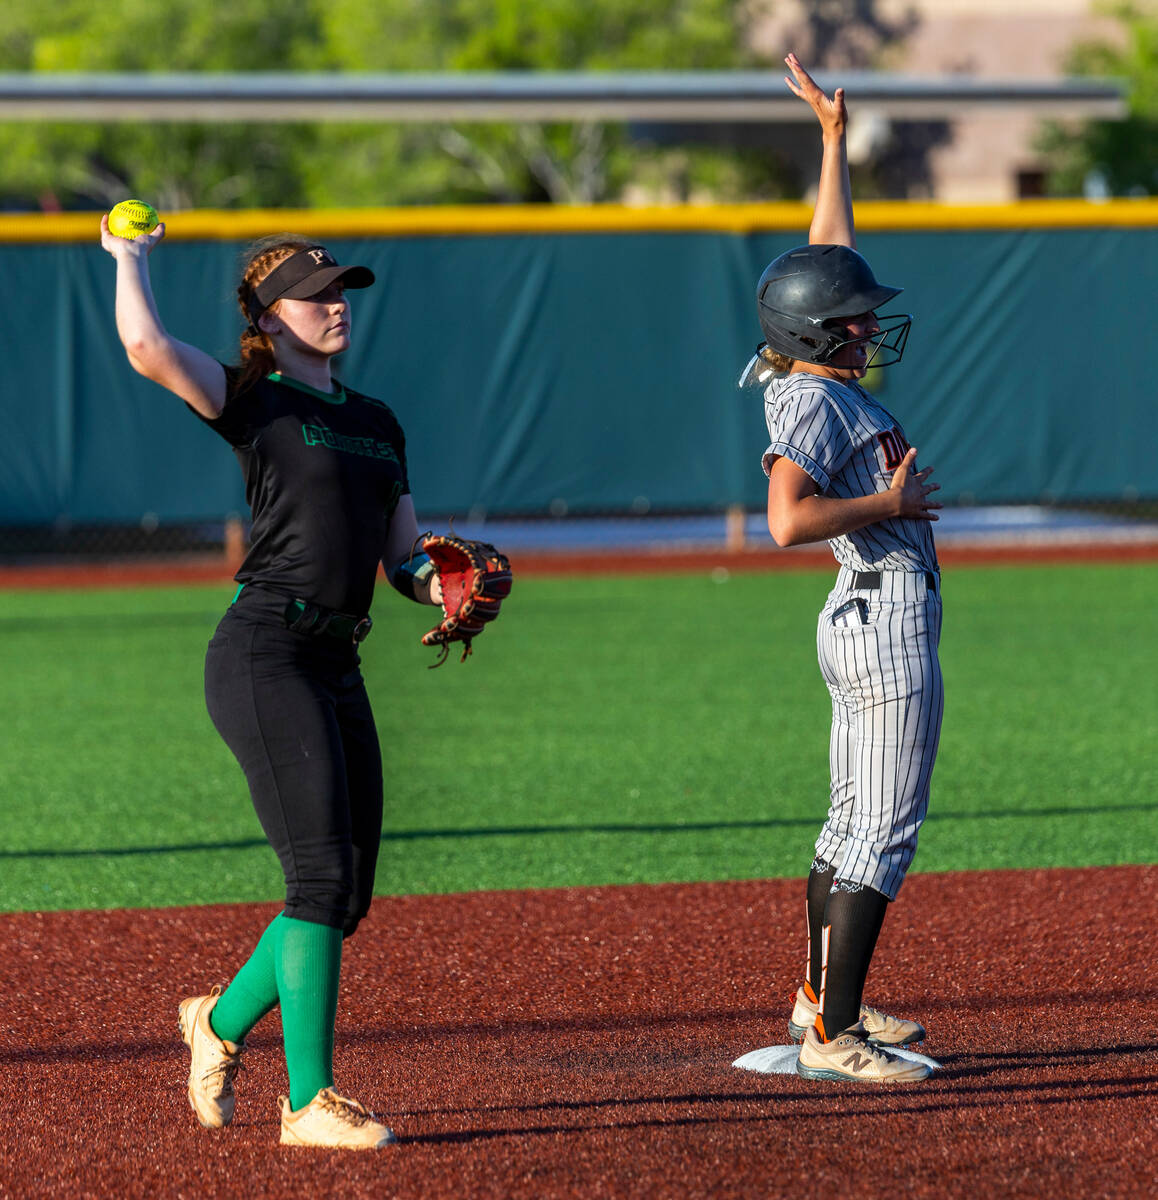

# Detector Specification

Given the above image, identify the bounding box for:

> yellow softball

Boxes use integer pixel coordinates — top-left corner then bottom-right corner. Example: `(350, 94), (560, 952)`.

(108, 199), (159, 239)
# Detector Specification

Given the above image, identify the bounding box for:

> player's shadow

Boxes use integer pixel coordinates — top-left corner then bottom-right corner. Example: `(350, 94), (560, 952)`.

(396, 1068), (1158, 1146)
(5, 800), (1157, 860)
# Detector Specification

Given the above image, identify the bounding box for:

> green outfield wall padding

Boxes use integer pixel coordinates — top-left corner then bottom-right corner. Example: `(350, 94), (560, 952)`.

(0, 223), (1153, 526)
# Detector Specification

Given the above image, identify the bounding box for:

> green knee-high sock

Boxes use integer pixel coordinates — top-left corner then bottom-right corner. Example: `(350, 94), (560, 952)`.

(209, 915), (283, 1045)
(274, 916), (343, 1112)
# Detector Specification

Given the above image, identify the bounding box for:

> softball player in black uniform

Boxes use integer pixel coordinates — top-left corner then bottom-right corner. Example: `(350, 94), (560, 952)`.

(101, 224), (445, 1147)
(742, 57), (943, 1083)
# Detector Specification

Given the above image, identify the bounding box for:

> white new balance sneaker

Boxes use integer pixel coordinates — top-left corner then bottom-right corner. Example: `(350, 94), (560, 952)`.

(177, 987), (245, 1128)
(787, 985), (926, 1046)
(278, 1088), (396, 1149)
(796, 1023), (932, 1083)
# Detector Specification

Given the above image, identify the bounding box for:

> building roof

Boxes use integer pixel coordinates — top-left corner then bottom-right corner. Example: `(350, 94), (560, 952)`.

(0, 71), (1127, 123)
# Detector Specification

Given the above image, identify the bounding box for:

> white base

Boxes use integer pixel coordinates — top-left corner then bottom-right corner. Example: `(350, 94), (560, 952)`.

(733, 1043), (941, 1075)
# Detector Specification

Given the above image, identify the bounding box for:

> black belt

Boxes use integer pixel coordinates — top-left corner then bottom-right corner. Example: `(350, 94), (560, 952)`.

(283, 597), (373, 643)
(235, 584), (373, 644)
(852, 570), (938, 592)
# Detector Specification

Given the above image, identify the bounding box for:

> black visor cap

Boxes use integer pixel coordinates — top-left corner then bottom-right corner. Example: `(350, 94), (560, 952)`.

(249, 246), (375, 322)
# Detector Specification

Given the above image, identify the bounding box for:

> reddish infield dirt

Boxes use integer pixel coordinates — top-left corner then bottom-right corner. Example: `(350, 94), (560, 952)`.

(2, 866), (1156, 1199)
(2, 538), (1158, 590)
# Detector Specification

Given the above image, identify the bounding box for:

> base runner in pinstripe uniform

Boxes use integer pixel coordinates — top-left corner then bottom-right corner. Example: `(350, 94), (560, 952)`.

(740, 56), (943, 1083)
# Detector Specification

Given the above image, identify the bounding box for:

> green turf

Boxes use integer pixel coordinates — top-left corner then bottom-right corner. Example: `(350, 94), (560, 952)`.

(0, 562), (1154, 913)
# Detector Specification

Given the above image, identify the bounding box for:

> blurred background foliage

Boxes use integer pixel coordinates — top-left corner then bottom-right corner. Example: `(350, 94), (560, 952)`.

(0, 0), (1154, 210)
(0, 0), (789, 209)
(1036, 1), (1158, 198)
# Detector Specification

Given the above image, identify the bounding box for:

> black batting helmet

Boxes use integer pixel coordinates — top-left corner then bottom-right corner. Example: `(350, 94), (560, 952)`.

(755, 244), (911, 367)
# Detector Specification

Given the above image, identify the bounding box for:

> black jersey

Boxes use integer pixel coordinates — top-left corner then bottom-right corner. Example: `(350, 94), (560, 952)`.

(195, 367), (410, 614)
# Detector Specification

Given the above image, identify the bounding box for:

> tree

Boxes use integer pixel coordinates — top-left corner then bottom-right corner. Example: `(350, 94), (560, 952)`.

(290, 0), (782, 206)
(0, 0), (787, 210)
(1036, 1), (1158, 197)
(0, 0), (325, 209)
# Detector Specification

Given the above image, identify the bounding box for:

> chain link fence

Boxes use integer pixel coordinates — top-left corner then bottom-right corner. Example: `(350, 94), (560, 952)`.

(2, 498), (1157, 569)
(0, 518), (246, 567)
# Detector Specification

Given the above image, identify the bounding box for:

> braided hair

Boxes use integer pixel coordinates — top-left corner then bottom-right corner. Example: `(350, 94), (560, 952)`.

(235, 234), (315, 391)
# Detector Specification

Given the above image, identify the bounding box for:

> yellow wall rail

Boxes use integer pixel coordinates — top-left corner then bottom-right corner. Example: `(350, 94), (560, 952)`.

(4, 198), (1158, 242)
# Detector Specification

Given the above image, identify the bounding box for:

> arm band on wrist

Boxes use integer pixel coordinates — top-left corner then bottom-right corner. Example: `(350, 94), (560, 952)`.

(386, 552), (435, 602)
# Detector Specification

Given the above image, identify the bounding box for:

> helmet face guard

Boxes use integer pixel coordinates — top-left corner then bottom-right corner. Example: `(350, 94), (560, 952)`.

(817, 311), (912, 368)
(738, 313), (911, 389)
(753, 244), (913, 370)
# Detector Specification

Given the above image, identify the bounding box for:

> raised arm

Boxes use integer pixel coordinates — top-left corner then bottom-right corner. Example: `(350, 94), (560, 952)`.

(784, 53), (855, 250)
(100, 216), (227, 419)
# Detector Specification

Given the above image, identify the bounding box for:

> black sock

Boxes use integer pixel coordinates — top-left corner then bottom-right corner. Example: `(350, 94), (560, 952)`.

(805, 858), (835, 999)
(817, 882), (889, 1038)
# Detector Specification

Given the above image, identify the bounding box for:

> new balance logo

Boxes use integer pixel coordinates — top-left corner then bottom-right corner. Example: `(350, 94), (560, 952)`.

(841, 1051), (873, 1074)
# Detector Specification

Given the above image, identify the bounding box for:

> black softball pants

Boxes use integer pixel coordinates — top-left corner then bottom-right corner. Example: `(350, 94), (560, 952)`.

(204, 587), (383, 937)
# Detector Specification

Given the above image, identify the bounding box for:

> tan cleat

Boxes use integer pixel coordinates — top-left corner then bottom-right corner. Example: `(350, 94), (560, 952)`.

(858, 1001), (926, 1047)
(278, 1088), (396, 1149)
(787, 985), (926, 1046)
(177, 986), (245, 1128)
(796, 1023), (932, 1083)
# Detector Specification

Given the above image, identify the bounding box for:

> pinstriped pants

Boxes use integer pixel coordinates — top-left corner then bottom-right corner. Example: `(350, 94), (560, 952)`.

(814, 567), (944, 900)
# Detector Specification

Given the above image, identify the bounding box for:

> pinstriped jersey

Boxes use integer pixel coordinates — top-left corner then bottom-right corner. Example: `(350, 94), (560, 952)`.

(761, 372), (938, 573)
